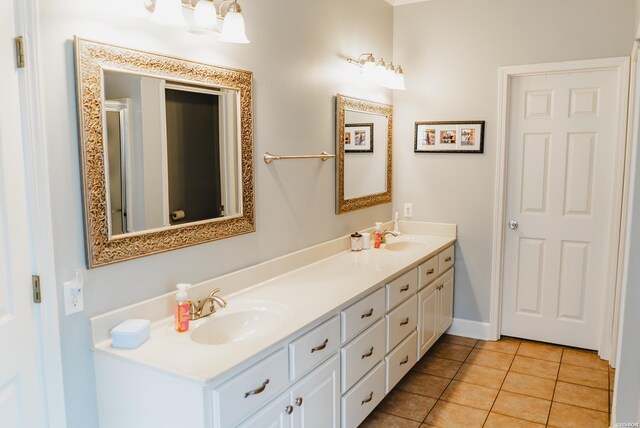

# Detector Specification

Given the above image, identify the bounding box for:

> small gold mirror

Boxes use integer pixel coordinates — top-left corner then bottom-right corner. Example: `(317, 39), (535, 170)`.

(336, 94), (392, 214)
(74, 38), (255, 268)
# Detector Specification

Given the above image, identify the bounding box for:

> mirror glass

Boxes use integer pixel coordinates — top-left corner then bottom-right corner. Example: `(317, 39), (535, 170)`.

(103, 71), (242, 236)
(336, 95), (392, 214)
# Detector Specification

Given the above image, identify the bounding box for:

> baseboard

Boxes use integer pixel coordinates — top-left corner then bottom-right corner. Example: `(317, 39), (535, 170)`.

(446, 318), (492, 341)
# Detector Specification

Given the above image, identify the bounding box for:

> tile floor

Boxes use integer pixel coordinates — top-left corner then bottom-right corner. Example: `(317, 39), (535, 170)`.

(360, 335), (614, 428)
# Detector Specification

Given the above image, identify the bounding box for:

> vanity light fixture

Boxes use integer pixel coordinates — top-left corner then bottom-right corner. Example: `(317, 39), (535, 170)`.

(149, 0), (187, 27)
(347, 53), (406, 90)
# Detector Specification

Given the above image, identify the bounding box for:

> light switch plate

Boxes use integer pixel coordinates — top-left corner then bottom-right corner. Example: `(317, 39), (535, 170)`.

(404, 203), (413, 218)
(63, 270), (84, 315)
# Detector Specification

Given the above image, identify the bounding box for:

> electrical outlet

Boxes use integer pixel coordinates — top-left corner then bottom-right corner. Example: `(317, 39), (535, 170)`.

(64, 270), (84, 315)
(404, 202), (413, 218)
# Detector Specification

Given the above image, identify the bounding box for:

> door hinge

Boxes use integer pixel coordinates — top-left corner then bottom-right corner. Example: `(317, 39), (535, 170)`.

(15, 36), (25, 69)
(32, 275), (41, 304)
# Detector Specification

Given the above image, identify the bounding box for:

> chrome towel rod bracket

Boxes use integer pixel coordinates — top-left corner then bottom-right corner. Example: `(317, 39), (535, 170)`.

(263, 151), (336, 164)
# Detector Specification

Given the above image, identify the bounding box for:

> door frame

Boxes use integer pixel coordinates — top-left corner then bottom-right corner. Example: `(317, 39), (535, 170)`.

(489, 57), (630, 361)
(14, 0), (68, 425)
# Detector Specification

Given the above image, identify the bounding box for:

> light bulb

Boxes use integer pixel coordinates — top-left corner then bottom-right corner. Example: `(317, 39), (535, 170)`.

(219, 2), (249, 43)
(374, 59), (387, 86)
(149, 0), (187, 27)
(361, 55), (376, 82)
(190, 0), (218, 33)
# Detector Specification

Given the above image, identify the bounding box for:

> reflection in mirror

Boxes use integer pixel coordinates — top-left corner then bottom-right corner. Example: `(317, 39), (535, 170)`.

(75, 38), (254, 268)
(336, 94), (392, 214)
(103, 71), (241, 237)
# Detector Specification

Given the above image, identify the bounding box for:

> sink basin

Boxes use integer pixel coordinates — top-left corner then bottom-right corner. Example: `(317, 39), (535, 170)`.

(383, 241), (427, 252)
(190, 299), (291, 346)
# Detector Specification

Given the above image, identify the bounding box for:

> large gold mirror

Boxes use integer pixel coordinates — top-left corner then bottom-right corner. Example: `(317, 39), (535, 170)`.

(74, 38), (254, 268)
(336, 94), (392, 214)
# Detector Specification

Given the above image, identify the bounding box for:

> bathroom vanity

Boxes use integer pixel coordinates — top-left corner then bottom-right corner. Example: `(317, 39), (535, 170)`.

(90, 223), (456, 428)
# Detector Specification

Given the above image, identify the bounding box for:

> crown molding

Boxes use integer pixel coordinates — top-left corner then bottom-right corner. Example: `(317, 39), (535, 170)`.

(384, 0), (432, 6)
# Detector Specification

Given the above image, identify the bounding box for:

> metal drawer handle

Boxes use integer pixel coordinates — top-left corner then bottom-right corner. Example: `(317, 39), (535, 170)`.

(285, 405), (293, 415)
(295, 397), (303, 407)
(361, 347), (374, 359)
(400, 317), (409, 326)
(311, 339), (329, 353)
(244, 379), (269, 398)
(361, 308), (374, 319)
(400, 284), (410, 292)
(399, 355), (409, 365)
(445, 257), (452, 262)
(427, 268), (435, 274)
(361, 391), (374, 405)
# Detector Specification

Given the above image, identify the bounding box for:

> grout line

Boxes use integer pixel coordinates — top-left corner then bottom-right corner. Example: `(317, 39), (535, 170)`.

(544, 347), (562, 426)
(481, 336), (520, 427)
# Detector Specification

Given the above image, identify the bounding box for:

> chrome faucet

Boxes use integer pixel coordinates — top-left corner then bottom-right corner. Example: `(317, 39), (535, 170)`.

(381, 230), (399, 244)
(188, 288), (228, 321)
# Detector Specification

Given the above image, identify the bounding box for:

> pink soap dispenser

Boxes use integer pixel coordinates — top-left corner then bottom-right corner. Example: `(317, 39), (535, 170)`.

(175, 283), (191, 333)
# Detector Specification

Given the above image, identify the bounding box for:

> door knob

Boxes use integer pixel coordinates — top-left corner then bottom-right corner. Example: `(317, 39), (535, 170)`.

(508, 220), (519, 230)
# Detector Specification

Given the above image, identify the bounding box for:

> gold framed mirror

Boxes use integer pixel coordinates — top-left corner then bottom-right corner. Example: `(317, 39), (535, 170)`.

(336, 94), (392, 214)
(74, 38), (255, 268)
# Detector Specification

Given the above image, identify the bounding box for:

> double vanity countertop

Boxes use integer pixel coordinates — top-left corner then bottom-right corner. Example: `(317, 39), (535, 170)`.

(91, 223), (456, 387)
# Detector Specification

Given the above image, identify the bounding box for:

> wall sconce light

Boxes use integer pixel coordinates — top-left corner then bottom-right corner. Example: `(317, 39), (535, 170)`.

(347, 53), (406, 91)
(145, 0), (250, 43)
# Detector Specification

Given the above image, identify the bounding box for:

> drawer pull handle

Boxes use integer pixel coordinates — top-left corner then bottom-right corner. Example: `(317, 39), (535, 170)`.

(427, 268), (435, 274)
(295, 397), (303, 407)
(285, 405), (293, 415)
(399, 355), (409, 365)
(445, 256), (452, 262)
(361, 391), (374, 405)
(400, 317), (410, 326)
(244, 379), (269, 398)
(361, 347), (374, 359)
(311, 339), (329, 353)
(400, 284), (410, 292)
(361, 308), (374, 319)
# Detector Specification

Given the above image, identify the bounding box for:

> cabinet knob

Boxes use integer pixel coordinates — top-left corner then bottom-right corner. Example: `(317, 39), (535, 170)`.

(295, 397), (303, 407)
(285, 405), (293, 415)
(445, 257), (452, 262)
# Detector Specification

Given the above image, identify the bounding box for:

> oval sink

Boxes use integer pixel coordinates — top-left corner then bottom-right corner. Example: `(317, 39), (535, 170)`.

(384, 241), (427, 252)
(190, 299), (290, 346)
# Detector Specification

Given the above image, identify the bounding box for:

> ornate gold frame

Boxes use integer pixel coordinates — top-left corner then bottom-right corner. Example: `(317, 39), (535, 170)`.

(74, 37), (255, 268)
(336, 94), (392, 214)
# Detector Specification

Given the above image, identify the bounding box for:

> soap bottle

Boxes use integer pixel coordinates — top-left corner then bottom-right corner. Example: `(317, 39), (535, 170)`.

(374, 222), (383, 249)
(175, 283), (191, 333)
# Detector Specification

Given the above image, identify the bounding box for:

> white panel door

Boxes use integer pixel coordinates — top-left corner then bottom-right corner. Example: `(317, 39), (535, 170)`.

(502, 67), (622, 349)
(0, 0), (46, 425)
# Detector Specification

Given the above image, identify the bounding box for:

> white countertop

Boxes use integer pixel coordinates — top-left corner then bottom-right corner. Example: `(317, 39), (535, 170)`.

(93, 232), (455, 386)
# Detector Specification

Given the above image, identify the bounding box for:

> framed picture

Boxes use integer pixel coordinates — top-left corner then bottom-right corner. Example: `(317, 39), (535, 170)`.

(414, 121), (485, 153)
(345, 123), (374, 153)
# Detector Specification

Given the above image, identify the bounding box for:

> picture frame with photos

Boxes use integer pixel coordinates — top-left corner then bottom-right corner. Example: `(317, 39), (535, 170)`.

(345, 123), (374, 153)
(414, 121), (485, 153)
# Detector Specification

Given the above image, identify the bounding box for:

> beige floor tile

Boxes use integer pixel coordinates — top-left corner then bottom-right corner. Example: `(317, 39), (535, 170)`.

(465, 349), (514, 370)
(562, 349), (609, 371)
(517, 341), (563, 362)
(492, 391), (551, 424)
(376, 390), (437, 422)
(501, 372), (555, 400)
(396, 372), (451, 399)
(558, 363), (608, 390)
(439, 380), (498, 410)
(440, 334), (478, 347)
(510, 355), (559, 380)
(423, 400), (488, 428)
(553, 381), (609, 412)
(484, 412), (545, 428)
(359, 410), (421, 428)
(547, 402), (609, 428)
(428, 342), (473, 362)
(454, 363), (507, 389)
(413, 356), (462, 379)
(474, 337), (520, 354)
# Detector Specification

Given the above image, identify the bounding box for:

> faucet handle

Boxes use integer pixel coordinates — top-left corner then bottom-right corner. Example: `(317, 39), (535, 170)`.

(208, 288), (222, 297)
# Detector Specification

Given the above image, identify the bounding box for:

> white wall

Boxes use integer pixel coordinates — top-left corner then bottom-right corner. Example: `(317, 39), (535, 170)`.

(393, 0), (636, 324)
(38, 1), (392, 426)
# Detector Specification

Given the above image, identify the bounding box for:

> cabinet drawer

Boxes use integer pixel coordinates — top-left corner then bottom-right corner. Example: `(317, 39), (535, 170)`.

(386, 269), (418, 311)
(289, 315), (340, 380)
(386, 294), (417, 352)
(438, 245), (455, 273)
(341, 360), (386, 428)
(341, 318), (386, 394)
(386, 331), (418, 393)
(214, 347), (289, 428)
(341, 287), (385, 344)
(418, 256), (439, 289)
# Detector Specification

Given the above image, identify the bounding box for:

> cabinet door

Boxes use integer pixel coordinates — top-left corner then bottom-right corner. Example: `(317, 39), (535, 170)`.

(417, 283), (438, 359)
(238, 393), (292, 428)
(437, 269), (454, 337)
(290, 354), (340, 428)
